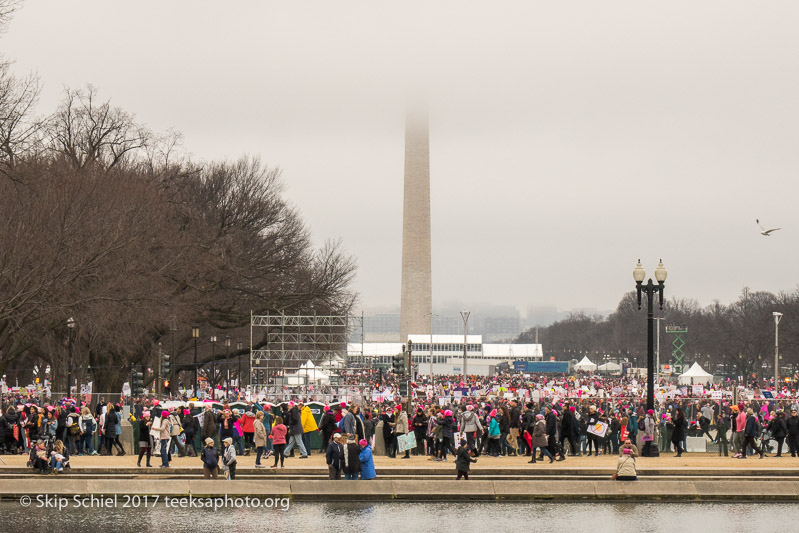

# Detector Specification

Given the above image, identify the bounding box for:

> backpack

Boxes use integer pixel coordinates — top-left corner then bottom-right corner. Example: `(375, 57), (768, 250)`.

(638, 418), (646, 432)
(69, 418), (80, 435)
(202, 447), (218, 468)
(83, 418), (95, 433)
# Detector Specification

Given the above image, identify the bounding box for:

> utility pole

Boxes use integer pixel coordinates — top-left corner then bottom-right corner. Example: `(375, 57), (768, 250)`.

(654, 317), (665, 384)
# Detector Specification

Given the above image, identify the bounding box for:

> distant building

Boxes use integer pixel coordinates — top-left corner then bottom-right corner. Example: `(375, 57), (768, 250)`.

(347, 334), (542, 376)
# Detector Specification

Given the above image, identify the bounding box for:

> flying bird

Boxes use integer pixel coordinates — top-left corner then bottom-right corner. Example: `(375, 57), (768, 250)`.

(756, 219), (781, 236)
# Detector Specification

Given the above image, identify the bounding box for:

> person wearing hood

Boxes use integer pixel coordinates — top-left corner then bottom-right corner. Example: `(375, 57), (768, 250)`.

(300, 402), (318, 457)
(459, 405), (483, 455)
(2, 406), (21, 454)
(358, 439), (376, 480)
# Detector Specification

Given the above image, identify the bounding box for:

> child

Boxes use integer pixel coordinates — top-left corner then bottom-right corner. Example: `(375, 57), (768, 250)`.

(221, 437), (237, 480)
(269, 416), (287, 468)
(455, 438), (477, 480)
(50, 440), (65, 473)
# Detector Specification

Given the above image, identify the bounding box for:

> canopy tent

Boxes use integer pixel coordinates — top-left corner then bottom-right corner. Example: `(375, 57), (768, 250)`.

(574, 356), (597, 372)
(678, 362), (713, 385)
(597, 361), (622, 373)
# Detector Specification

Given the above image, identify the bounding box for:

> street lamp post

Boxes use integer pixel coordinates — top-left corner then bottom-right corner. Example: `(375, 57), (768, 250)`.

(192, 326), (200, 396)
(633, 259), (667, 412)
(460, 311), (470, 378)
(225, 336), (231, 399)
(66, 317), (75, 397)
(774, 312), (783, 387)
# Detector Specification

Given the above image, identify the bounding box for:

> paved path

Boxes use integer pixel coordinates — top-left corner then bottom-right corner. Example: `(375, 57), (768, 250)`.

(2, 452), (798, 470)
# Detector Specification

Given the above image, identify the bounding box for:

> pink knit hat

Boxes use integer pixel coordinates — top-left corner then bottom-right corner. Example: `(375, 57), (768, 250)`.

(359, 439), (367, 446)
(489, 409), (497, 417)
(288, 401), (295, 407)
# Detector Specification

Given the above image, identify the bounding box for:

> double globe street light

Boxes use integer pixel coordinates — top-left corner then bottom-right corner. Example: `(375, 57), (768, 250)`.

(633, 259), (667, 412)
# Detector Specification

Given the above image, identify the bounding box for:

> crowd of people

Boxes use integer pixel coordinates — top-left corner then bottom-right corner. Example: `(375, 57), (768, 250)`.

(2, 371), (799, 481)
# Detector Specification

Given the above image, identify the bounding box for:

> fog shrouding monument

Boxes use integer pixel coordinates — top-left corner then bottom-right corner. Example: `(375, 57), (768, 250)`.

(400, 110), (432, 342)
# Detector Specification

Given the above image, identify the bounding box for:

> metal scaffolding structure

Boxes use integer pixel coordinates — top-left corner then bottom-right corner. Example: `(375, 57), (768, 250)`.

(249, 311), (363, 391)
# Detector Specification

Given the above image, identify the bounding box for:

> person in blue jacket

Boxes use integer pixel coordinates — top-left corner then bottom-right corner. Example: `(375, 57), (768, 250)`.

(358, 439), (376, 480)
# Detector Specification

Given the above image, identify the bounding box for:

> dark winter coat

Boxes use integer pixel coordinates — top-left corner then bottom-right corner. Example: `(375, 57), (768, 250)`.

(455, 445), (476, 472)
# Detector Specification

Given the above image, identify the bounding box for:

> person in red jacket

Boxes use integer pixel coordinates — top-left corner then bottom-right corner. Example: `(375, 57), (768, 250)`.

(269, 416), (287, 468)
(241, 410), (256, 456)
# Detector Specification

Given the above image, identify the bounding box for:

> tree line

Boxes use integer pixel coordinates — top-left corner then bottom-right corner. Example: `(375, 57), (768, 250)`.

(0, 2), (357, 393)
(516, 288), (799, 380)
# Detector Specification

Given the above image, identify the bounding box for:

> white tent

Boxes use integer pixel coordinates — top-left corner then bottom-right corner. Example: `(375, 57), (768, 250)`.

(574, 356), (597, 372)
(597, 361), (622, 373)
(678, 362), (713, 385)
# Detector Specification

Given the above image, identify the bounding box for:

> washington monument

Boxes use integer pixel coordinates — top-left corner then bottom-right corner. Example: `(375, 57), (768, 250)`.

(400, 109), (432, 342)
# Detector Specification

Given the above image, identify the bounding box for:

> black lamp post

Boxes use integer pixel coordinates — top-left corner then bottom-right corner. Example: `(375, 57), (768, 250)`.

(633, 259), (667, 412)
(192, 326), (200, 395)
(66, 317), (75, 397)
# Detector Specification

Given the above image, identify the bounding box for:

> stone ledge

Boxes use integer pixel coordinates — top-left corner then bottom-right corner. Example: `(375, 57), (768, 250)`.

(0, 479), (796, 501)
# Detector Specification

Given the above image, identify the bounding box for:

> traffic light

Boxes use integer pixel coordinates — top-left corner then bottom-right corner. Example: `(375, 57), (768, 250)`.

(163, 379), (170, 392)
(392, 350), (406, 375)
(130, 364), (144, 396)
(406, 340), (413, 375)
(399, 381), (408, 397)
(161, 353), (170, 375)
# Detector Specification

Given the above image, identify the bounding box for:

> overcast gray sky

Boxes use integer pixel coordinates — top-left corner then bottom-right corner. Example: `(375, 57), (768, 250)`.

(4, 1), (799, 315)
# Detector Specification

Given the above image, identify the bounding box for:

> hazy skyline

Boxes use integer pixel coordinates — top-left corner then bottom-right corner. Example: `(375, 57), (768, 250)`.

(4, 1), (799, 314)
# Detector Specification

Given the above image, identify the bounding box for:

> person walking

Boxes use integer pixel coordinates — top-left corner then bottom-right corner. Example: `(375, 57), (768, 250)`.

(181, 409), (199, 457)
(283, 402), (308, 459)
(530, 414), (554, 464)
(326, 433), (345, 480)
(200, 437), (219, 479)
(167, 409), (186, 457)
(455, 438), (477, 480)
(300, 402), (318, 457)
(742, 408), (765, 459)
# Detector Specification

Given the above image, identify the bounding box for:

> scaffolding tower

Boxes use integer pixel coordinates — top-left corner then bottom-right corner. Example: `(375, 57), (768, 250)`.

(249, 312), (363, 391)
